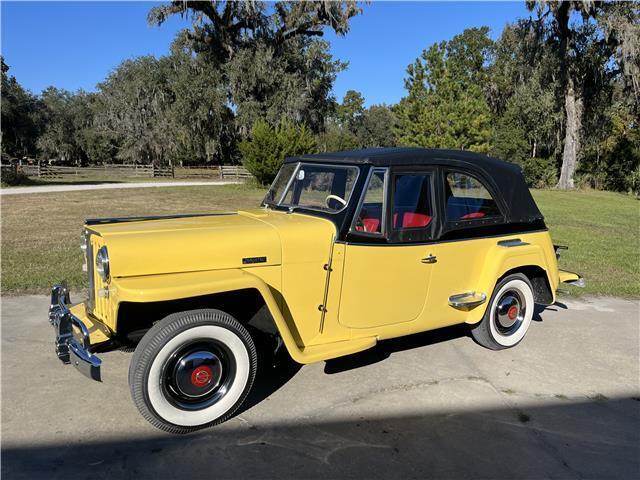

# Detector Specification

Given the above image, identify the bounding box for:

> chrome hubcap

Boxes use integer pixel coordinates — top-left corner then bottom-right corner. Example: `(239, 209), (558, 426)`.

(173, 350), (223, 398)
(161, 340), (236, 411)
(495, 290), (525, 335)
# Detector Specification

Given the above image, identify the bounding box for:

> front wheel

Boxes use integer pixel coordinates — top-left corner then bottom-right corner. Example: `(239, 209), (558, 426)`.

(129, 309), (257, 434)
(471, 273), (535, 350)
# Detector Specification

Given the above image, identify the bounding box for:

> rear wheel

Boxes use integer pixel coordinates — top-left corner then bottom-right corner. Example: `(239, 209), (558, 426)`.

(471, 273), (534, 350)
(129, 309), (257, 434)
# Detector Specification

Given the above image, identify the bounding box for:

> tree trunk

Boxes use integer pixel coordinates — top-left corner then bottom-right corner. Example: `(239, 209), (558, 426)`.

(557, 77), (583, 189)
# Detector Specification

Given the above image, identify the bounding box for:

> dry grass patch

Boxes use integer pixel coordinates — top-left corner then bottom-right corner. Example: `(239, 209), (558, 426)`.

(1, 184), (266, 293)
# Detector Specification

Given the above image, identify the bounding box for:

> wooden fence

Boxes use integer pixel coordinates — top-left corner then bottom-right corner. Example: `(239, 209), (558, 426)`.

(16, 163), (252, 180)
(221, 165), (252, 179)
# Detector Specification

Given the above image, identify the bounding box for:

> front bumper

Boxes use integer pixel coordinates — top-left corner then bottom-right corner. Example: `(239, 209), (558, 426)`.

(49, 284), (102, 381)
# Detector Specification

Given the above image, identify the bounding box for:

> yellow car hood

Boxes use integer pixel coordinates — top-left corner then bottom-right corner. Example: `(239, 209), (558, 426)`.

(87, 209), (287, 278)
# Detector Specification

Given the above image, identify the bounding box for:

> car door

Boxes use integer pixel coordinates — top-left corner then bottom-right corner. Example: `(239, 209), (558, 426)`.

(338, 167), (437, 329)
(424, 169), (508, 328)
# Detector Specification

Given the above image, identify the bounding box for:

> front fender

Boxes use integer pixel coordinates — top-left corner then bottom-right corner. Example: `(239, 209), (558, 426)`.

(111, 269), (310, 362)
(110, 269), (375, 364)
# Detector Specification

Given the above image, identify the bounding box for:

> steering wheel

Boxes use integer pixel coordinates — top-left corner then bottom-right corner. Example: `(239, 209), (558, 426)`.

(325, 194), (347, 209)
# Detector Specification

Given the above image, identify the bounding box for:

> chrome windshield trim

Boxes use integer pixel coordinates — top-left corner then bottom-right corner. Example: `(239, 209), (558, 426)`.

(275, 162), (360, 215)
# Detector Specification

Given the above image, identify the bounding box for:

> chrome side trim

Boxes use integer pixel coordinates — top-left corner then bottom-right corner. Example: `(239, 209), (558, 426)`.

(85, 212), (233, 226)
(497, 239), (530, 248)
(49, 284), (102, 381)
(448, 291), (487, 309)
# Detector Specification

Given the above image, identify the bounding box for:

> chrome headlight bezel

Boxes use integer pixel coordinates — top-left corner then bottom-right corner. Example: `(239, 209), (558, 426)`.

(80, 232), (88, 253)
(95, 246), (110, 282)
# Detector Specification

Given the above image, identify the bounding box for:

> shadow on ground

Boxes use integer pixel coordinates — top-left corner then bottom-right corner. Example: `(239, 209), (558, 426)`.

(323, 303), (561, 374)
(3, 397), (638, 480)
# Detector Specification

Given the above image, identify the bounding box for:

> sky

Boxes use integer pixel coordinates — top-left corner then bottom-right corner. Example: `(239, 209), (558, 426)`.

(1, 1), (534, 107)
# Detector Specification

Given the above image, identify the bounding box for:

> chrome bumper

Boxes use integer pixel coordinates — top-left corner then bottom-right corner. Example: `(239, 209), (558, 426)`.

(49, 284), (102, 381)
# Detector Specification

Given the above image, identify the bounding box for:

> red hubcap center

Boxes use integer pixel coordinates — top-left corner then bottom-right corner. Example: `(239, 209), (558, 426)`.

(507, 305), (518, 321)
(191, 366), (213, 387)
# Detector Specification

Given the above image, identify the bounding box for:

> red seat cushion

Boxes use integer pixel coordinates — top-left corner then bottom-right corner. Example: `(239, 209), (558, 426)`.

(461, 212), (485, 220)
(355, 217), (380, 233)
(393, 212), (432, 228)
(402, 212), (432, 228)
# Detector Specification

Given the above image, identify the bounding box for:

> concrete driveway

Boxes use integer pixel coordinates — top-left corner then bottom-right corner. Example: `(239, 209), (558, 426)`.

(2, 295), (639, 479)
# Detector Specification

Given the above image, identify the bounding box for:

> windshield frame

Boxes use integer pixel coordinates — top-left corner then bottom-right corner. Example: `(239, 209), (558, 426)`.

(263, 161), (360, 215)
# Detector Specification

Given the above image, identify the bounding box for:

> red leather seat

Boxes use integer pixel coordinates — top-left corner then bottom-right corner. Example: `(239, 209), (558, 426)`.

(461, 212), (485, 220)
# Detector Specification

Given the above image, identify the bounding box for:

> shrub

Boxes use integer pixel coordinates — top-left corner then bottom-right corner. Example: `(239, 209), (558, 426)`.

(0, 165), (31, 186)
(239, 119), (318, 185)
(625, 165), (640, 197)
(522, 157), (558, 188)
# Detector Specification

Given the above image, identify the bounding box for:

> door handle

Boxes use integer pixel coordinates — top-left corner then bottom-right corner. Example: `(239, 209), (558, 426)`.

(421, 254), (437, 264)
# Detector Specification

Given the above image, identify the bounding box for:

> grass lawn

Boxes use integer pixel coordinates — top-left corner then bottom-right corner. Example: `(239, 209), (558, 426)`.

(1, 185), (638, 297)
(532, 189), (639, 297)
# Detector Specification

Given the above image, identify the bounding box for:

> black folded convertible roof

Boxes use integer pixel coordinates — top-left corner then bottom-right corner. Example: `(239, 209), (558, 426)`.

(287, 147), (544, 224)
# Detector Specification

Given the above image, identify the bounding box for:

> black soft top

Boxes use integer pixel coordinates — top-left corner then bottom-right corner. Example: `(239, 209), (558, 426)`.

(287, 147), (543, 224)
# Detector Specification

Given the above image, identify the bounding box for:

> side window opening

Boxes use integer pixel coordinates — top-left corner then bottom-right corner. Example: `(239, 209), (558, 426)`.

(392, 173), (433, 230)
(445, 172), (500, 221)
(353, 169), (386, 234)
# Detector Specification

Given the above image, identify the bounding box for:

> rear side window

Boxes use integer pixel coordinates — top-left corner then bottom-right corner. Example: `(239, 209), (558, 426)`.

(445, 172), (500, 221)
(392, 173), (433, 230)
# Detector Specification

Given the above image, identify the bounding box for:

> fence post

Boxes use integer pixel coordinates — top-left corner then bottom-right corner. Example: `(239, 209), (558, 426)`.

(38, 160), (41, 178)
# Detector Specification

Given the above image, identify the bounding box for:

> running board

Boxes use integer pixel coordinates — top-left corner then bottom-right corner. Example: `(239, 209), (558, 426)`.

(299, 337), (377, 363)
(448, 291), (487, 310)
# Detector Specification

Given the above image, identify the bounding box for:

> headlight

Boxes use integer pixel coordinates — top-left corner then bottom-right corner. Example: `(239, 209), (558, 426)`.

(95, 246), (110, 282)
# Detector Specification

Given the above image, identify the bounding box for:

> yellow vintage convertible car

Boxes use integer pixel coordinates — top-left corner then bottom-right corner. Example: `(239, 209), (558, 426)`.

(49, 147), (583, 433)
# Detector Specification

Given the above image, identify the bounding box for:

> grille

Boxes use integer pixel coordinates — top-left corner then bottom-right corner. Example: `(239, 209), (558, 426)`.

(86, 236), (95, 312)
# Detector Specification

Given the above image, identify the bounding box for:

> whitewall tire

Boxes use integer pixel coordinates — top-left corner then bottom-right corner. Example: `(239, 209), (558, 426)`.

(471, 273), (535, 350)
(129, 309), (257, 434)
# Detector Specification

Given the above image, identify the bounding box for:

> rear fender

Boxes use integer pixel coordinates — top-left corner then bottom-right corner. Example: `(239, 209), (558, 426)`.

(467, 240), (556, 323)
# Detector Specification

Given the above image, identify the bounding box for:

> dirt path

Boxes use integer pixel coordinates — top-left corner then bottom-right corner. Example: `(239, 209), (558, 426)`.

(0, 180), (241, 195)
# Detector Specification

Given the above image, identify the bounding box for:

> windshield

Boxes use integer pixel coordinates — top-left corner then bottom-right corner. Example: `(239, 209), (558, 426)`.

(263, 162), (359, 213)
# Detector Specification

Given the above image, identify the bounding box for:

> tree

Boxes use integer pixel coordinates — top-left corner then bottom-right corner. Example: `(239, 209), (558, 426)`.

(357, 105), (397, 148)
(526, 1), (639, 189)
(489, 20), (562, 166)
(1, 57), (43, 159)
(239, 119), (318, 185)
(149, 1), (360, 135)
(162, 40), (236, 165)
(317, 120), (361, 152)
(37, 87), (93, 164)
(92, 56), (172, 165)
(336, 90), (365, 132)
(394, 28), (494, 152)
